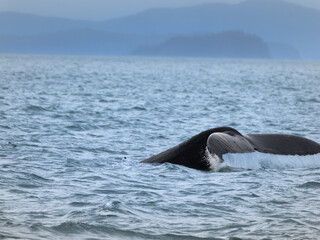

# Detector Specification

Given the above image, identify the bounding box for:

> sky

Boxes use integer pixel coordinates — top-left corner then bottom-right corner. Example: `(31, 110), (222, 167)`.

(1, 0), (320, 20)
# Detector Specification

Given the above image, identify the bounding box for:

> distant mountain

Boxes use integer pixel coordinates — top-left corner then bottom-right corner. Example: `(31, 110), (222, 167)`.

(0, 12), (94, 35)
(0, 29), (298, 58)
(133, 31), (271, 59)
(0, 29), (165, 55)
(0, 0), (319, 58)
(98, 0), (320, 59)
(99, 0), (320, 36)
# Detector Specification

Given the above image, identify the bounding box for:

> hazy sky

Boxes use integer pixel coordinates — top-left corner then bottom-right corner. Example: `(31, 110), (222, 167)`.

(1, 0), (319, 20)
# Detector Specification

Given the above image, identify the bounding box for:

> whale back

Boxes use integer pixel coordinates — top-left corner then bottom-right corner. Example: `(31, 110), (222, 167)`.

(142, 127), (239, 170)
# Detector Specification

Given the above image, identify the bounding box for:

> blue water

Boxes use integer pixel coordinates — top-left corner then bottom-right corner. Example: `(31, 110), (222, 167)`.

(0, 55), (320, 240)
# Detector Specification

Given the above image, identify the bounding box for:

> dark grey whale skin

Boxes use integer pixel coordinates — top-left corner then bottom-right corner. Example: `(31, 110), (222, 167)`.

(141, 127), (320, 171)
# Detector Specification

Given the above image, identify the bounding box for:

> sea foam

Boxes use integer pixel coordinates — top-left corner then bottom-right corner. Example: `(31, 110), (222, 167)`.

(221, 152), (320, 170)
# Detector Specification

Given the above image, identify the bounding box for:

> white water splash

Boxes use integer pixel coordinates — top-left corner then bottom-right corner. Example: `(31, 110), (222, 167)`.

(221, 152), (320, 170)
(205, 148), (222, 172)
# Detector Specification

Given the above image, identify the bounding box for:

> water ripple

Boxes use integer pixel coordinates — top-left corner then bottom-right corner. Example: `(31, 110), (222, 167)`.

(0, 56), (319, 240)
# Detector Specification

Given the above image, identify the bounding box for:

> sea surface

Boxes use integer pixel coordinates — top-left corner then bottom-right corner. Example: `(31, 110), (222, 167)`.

(0, 55), (320, 240)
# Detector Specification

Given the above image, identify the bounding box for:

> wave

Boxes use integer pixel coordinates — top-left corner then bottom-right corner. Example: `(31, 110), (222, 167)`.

(49, 221), (218, 240)
(25, 104), (58, 112)
(297, 181), (320, 189)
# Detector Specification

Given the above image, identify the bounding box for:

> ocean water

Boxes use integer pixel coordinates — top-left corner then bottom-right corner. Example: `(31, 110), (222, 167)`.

(0, 55), (320, 240)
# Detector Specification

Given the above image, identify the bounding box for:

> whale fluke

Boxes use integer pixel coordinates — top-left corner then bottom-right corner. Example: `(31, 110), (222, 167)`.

(142, 127), (320, 171)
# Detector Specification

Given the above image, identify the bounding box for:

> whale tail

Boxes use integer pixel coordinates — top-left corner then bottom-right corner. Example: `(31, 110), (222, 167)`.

(141, 127), (240, 170)
(142, 127), (320, 171)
